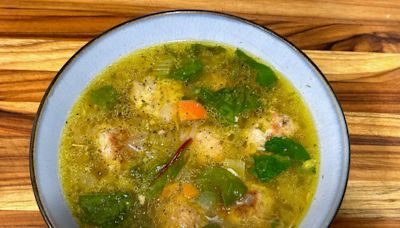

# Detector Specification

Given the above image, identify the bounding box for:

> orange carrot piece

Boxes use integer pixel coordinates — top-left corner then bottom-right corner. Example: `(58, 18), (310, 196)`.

(182, 183), (199, 199)
(161, 182), (180, 200)
(178, 100), (207, 121)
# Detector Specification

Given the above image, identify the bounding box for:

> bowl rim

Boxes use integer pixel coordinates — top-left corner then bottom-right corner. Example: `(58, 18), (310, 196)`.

(29, 9), (350, 227)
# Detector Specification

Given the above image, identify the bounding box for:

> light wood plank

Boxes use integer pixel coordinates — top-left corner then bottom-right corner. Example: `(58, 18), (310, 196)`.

(2, 0), (400, 23)
(1, 1), (400, 52)
(1, 38), (400, 76)
(339, 181), (400, 219)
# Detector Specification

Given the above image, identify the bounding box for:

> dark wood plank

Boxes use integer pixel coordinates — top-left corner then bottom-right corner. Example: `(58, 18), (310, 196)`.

(0, 210), (45, 227)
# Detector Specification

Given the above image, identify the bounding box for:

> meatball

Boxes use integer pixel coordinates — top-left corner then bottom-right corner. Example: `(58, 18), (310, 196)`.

(245, 112), (297, 154)
(157, 195), (207, 228)
(227, 183), (274, 227)
(191, 127), (225, 164)
(270, 113), (297, 137)
(131, 77), (183, 123)
(97, 128), (127, 170)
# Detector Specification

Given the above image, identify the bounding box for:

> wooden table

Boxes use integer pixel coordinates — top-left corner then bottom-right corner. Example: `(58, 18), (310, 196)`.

(1, 1), (399, 227)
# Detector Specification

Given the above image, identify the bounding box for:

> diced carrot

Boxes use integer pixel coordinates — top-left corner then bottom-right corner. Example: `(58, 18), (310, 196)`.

(161, 182), (180, 200)
(182, 183), (199, 199)
(178, 100), (207, 121)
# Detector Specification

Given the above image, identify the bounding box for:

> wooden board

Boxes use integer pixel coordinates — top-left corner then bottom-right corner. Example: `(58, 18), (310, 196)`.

(0, 1), (399, 227)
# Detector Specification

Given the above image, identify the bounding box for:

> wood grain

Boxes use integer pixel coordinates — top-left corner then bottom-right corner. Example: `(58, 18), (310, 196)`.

(0, 1), (399, 227)
(1, 1), (400, 52)
(0, 210), (45, 227)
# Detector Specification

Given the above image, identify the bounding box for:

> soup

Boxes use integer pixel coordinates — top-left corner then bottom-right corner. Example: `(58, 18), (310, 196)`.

(60, 41), (319, 228)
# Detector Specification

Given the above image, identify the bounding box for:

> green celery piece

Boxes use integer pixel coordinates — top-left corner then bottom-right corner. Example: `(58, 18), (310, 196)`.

(79, 193), (132, 227)
(196, 87), (261, 124)
(89, 85), (119, 109)
(197, 167), (247, 206)
(251, 155), (291, 182)
(168, 58), (203, 82)
(265, 137), (310, 161)
(235, 49), (277, 88)
(197, 191), (219, 209)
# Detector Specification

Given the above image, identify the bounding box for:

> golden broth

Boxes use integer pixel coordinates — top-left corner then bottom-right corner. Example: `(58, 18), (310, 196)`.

(60, 41), (319, 228)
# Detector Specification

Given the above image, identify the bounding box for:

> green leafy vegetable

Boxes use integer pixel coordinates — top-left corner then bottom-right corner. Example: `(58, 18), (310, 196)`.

(168, 58), (203, 82)
(147, 138), (191, 198)
(265, 137), (310, 161)
(147, 156), (186, 198)
(236, 49), (277, 88)
(132, 155), (187, 199)
(197, 167), (247, 206)
(196, 87), (261, 124)
(251, 155), (291, 182)
(251, 137), (311, 182)
(89, 85), (119, 109)
(79, 193), (132, 227)
(191, 43), (226, 55)
(147, 173), (168, 199)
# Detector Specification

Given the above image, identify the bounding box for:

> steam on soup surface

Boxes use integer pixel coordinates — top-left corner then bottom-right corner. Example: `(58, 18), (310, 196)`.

(60, 41), (319, 228)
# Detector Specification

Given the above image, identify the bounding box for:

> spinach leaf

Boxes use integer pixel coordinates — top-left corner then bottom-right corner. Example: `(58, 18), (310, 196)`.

(79, 193), (132, 227)
(251, 138), (311, 182)
(191, 43), (226, 55)
(131, 155), (187, 199)
(251, 155), (291, 182)
(197, 167), (247, 206)
(265, 137), (310, 161)
(149, 153), (187, 198)
(89, 85), (119, 109)
(196, 87), (261, 124)
(168, 57), (203, 82)
(235, 49), (277, 88)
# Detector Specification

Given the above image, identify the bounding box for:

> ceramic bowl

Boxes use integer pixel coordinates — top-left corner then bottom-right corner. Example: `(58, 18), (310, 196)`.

(30, 10), (349, 228)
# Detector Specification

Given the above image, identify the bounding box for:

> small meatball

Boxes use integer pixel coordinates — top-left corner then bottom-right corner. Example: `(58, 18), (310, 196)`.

(243, 122), (271, 155)
(131, 77), (183, 123)
(245, 113), (297, 154)
(97, 128), (127, 170)
(159, 102), (178, 123)
(227, 183), (274, 227)
(270, 113), (297, 137)
(191, 127), (224, 164)
(131, 79), (156, 109)
(158, 195), (207, 228)
(247, 126), (269, 150)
